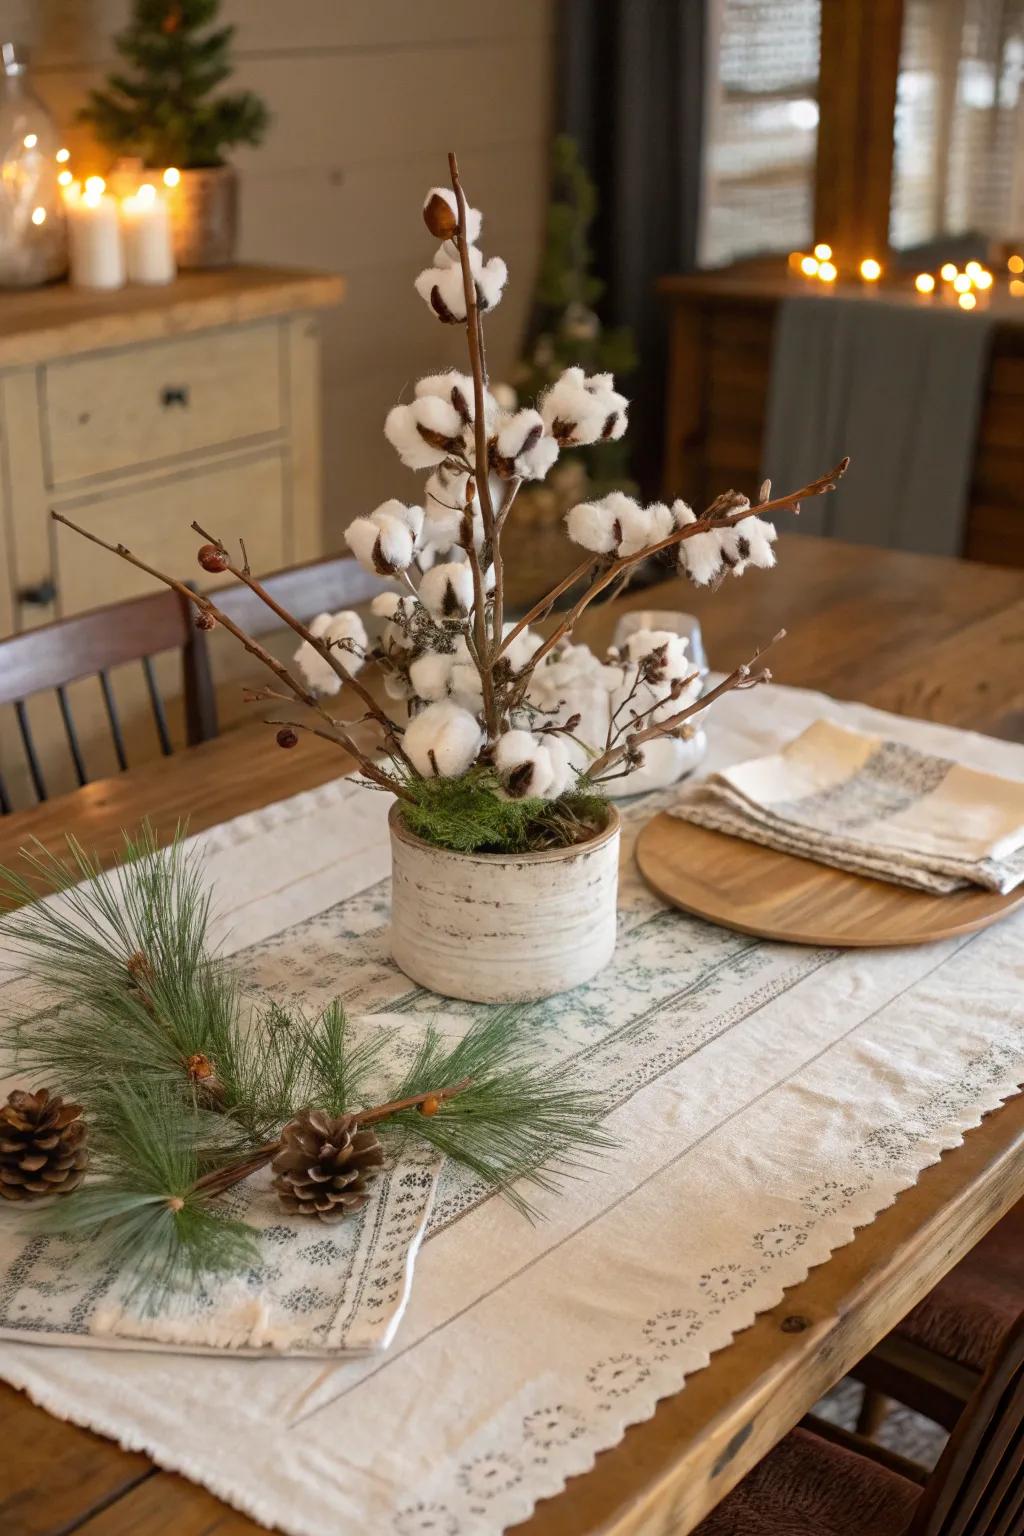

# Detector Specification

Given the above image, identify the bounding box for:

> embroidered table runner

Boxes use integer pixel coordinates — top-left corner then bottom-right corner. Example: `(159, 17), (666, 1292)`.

(1, 682), (1022, 1536)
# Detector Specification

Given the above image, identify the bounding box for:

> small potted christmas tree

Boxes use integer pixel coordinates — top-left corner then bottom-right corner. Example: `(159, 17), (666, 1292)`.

(80, 0), (269, 267)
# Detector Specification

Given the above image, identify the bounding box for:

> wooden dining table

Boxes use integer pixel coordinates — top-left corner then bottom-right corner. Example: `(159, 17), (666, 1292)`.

(2, 533), (1024, 1536)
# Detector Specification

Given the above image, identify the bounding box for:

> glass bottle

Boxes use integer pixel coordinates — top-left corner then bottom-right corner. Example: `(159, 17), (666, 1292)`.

(0, 42), (67, 287)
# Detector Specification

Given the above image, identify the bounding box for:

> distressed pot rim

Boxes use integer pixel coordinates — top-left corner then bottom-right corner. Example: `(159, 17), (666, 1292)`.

(388, 800), (620, 866)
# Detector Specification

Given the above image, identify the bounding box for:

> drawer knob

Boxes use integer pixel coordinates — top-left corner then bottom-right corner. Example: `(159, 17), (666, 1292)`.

(160, 384), (191, 408)
(18, 578), (57, 606)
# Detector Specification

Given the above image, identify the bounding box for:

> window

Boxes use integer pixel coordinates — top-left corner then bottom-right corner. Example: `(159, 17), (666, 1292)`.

(699, 0), (822, 267)
(890, 0), (1024, 248)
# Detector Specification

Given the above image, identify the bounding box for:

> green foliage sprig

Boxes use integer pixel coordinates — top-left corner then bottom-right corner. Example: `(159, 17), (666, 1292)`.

(398, 770), (610, 854)
(80, 0), (270, 169)
(1, 829), (610, 1298)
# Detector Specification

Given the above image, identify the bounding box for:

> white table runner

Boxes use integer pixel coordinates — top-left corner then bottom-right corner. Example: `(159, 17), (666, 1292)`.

(1, 681), (1023, 1536)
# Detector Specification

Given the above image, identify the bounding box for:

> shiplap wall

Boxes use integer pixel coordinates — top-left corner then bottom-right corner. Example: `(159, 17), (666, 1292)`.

(0, 0), (556, 544)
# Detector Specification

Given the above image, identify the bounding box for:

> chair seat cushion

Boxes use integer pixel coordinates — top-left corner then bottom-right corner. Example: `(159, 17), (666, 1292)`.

(694, 1428), (920, 1536)
(897, 1196), (1024, 1373)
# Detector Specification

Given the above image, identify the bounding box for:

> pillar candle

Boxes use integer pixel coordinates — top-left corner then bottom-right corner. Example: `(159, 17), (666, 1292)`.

(121, 184), (175, 285)
(65, 180), (125, 290)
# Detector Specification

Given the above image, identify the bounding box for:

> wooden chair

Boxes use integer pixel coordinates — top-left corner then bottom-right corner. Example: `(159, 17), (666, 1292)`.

(852, 1198), (1024, 1435)
(187, 553), (390, 741)
(693, 1309), (1024, 1535)
(0, 588), (205, 813)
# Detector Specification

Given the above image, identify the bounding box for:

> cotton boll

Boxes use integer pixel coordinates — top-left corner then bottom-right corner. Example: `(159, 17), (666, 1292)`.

(516, 431), (559, 480)
(293, 610), (367, 695)
(373, 512), (415, 572)
(371, 592), (401, 620)
(500, 623), (542, 675)
(724, 515), (777, 573)
(409, 651), (454, 702)
(404, 700), (483, 778)
(414, 262), (469, 324)
(623, 628), (692, 682)
(543, 736), (575, 799)
(475, 255), (508, 312)
(415, 371), (476, 425)
(421, 189), (482, 244)
(419, 561), (475, 620)
(345, 517), (387, 574)
(678, 528), (724, 586)
(494, 730), (554, 799)
(566, 499), (618, 554)
(603, 494), (653, 556)
(373, 498), (425, 542)
(540, 367), (629, 446)
(384, 397), (462, 469)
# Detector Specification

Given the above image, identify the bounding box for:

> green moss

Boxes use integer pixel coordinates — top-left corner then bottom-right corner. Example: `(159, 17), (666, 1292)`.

(399, 772), (610, 855)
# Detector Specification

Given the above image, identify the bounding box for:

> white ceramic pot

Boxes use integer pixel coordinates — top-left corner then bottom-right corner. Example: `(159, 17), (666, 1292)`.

(388, 803), (621, 1003)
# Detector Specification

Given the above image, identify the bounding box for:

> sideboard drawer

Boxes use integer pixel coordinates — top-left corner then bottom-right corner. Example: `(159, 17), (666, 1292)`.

(43, 322), (282, 487)
(50, 452), (286, 616)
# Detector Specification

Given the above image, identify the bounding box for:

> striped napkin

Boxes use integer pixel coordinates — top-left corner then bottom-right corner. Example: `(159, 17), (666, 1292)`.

(670, 718), (1024, 895)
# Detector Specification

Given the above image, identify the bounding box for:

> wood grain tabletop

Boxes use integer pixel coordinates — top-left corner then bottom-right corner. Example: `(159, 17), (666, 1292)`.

(1, 534), (1023, 1536)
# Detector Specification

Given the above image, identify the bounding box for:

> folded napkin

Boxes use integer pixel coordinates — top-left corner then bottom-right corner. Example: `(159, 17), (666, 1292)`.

(671, 719), (1024, 895)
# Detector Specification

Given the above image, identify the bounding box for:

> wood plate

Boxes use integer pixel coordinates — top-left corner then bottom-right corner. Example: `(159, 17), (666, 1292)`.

(635, 813), (1024, 947)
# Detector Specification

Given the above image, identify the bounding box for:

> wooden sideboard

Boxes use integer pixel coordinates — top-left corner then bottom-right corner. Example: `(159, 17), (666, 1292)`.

(659, 271), (1024, 568)
(0, 264), (344, 637)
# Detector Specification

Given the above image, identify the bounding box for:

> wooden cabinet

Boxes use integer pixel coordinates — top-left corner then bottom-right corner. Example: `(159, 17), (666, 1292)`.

(660, 271), (1024, 569)
(0, 264), (343, 634)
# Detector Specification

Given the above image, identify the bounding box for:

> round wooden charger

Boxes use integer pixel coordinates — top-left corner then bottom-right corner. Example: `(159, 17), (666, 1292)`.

(635, 813), (1024, 947)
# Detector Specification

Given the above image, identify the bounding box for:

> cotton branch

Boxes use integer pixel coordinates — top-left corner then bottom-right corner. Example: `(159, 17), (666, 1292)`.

(449, 152), (495, 543)
(190, 519), (415, 773)
(583, 631), (786, 783)
(513, 459), (848, 700)
(50, 511), (414, 802)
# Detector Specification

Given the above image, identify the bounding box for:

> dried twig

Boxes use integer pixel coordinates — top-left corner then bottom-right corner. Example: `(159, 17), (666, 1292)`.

(50, 512), (414, 802)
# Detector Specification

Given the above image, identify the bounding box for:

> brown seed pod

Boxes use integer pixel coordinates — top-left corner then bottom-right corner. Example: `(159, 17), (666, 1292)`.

(197, 543), (228, 573)
(195, 611), (215, 630)
(423, 191), (458, 239)
(276, 727), (299, 749)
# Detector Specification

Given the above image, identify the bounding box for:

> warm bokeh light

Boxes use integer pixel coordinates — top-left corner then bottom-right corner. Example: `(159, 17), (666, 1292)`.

(953, 273), (971, 293)
(818, 260), (838, 283)
(1009, 254), (1024, 274)
(813, 242), (832, 261)
(84, 175), (106, 197)
(1011, 278), (1024, 297)
(137, 182), (157, 205)
(787, 251), (805, 272)
(163, 166), (181, 187)
(940, 262), (958, 281)
(975, 269), (993, 290)
(859, 258), (882, 281)
(30, 206), (46, 225)
(22, 132), (37, 149)
(915, 273), (935, 294)
(55, 147), (70, 163)
(800, 255), (819, 276)
(965, 260), (983, 280)
(57, 169), (72, 187)
(958, 292), (977, 310)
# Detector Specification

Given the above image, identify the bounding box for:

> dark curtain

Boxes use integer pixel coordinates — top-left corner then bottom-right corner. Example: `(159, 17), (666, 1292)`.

(559, 0), (707, 491)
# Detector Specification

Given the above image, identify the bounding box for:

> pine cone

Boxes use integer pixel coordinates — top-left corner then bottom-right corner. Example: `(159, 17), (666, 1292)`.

(271, 1108), (384, 1223)
(0, 1089), (89, 1203)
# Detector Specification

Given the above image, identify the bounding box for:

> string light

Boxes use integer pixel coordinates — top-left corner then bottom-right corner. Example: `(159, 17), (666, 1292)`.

(975, 269), (993, 290)
(953, 273), (971, 293)
(859, 258), (882, 281)
(940, 262), (958, 282)
(813, 242), (832, 261)
(818, 260), (838, 283)
(163, 166), (181, 187)
(965, 260), (983, 280)
(55, 147), (70, 163)
(57, 169), (72, 187)
(958, 291), (977, 310)
(915, 273), (935, 294)
(22, 132), (37, 149)
(30, 206), (46, 225)
(800, 255), (819, 276)
(1009, 254), (1024, 275)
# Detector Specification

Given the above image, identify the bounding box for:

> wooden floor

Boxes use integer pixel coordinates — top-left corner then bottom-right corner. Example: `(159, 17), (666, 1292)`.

(1, 533), (1023, 1535)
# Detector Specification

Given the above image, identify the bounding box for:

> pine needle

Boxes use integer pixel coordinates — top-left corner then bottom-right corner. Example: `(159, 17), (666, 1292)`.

(399, 772), (609, 854)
